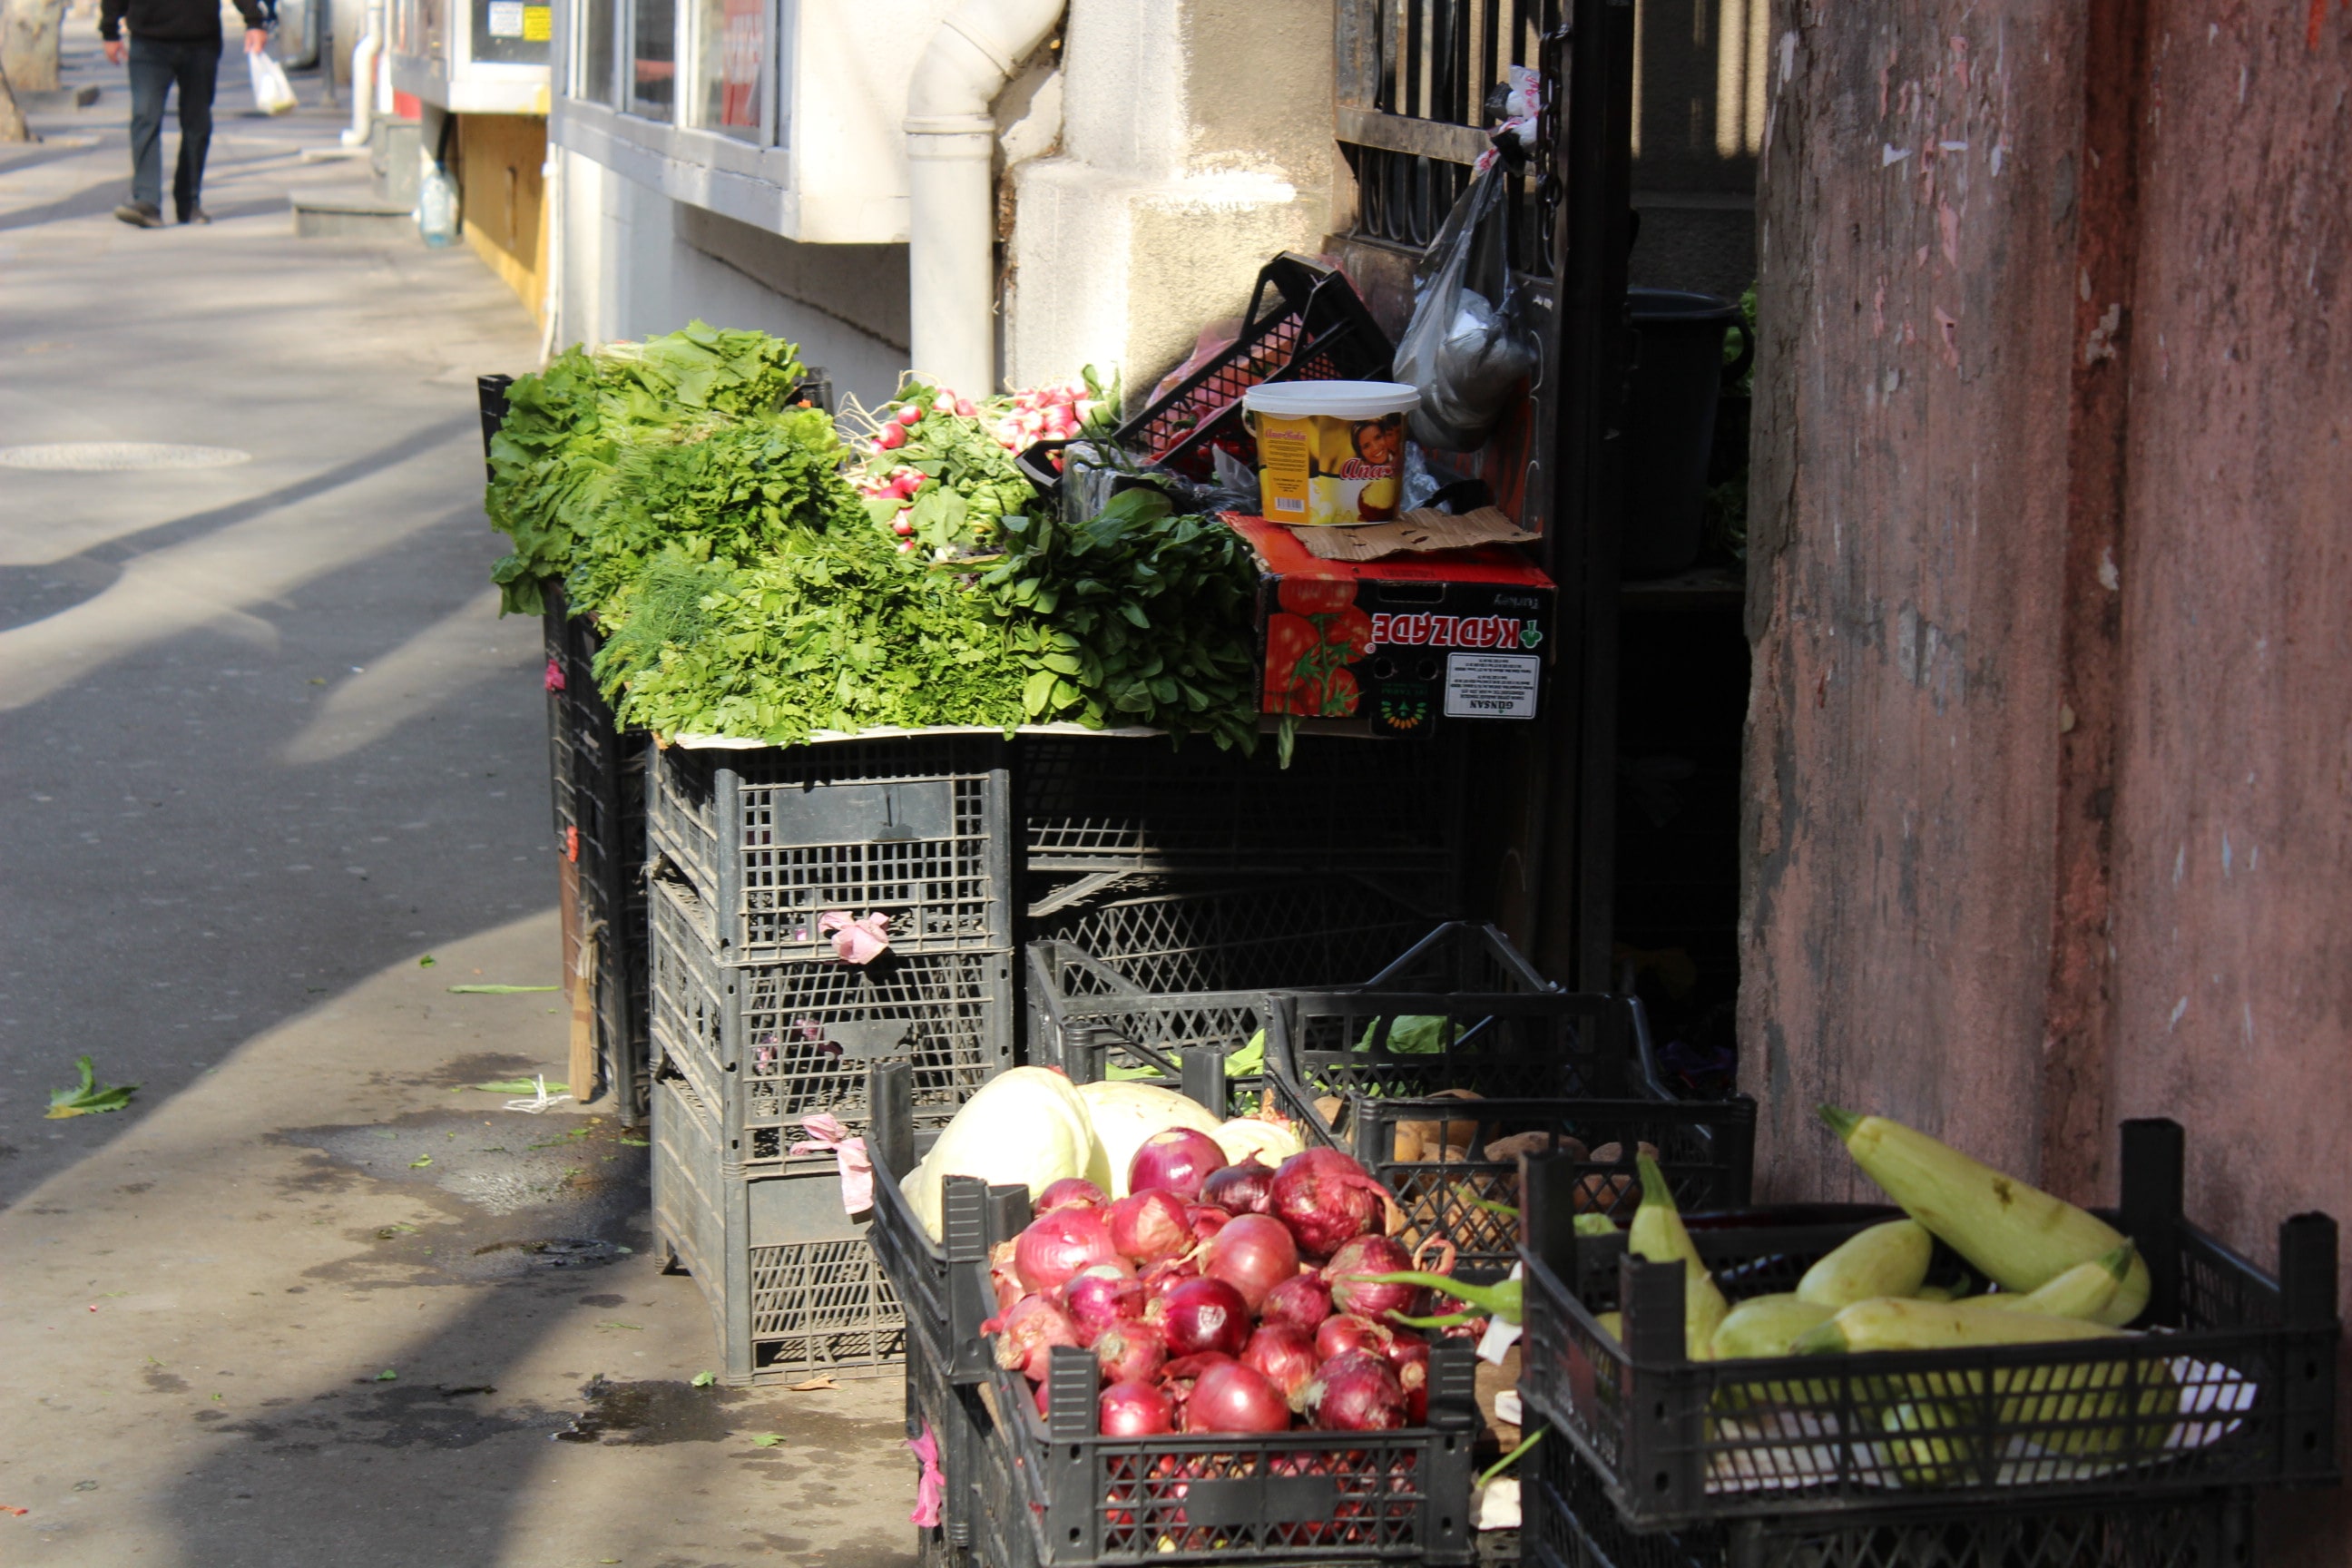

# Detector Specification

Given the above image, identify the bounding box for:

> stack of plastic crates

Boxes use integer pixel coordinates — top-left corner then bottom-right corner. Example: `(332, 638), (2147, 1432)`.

(1514, 1119), (2339, 1567)
(648, 736), (1018, 1384)
(540, 580), (651, 1120)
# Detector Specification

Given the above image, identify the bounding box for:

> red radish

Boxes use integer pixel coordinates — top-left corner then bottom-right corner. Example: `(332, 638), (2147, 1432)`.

(1186, 1204), (1230, 1242)
(1181, 1361), (1291, 1434)
(988, 1294), (1080, 1382)
(1062, 1264), (1143, 1344)
(1322, 1234), (1424, 1321)
(956, 397), (977, 416)
(1036, 1177), (1108, 1215)
(1384, 1333), (1430, 1424)
(1129, 1129), (1229, 1200)
(1260, 1273), (1334, 1334)
(1302, 1350), (1406, 1432)
(1104, 1190), (1191, 1265)
(1092, 1318), (1168, 1385)
(892, 519), (915, 537)
(1098, 1380), (1173, 1436)
(1315, 1313), (1395, 1363)
(1200, 1213), (1299, 1310)
(1153, 1277), (1250, 1358)
(1240, 1323), (1319, 1404)
(1200, 1159), (1275, 1216)
(1014, 1208), (1121, 1293)
(896, 405), (923, 426)
(1268, 1148), (1389, 1259)
(872, 424), (906, 451)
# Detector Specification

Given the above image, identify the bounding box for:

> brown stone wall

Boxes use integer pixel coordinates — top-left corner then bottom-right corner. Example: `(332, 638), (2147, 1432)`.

(1747, 3), (2352, 1548)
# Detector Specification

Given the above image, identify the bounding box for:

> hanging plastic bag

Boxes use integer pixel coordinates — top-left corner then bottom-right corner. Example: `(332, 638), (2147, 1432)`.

(248, 50), (299, 115)
(1390, 152), (1540, 452)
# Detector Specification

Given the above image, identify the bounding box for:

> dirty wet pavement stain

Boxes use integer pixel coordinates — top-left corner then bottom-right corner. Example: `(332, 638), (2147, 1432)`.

(279, 1107), (650, 1285)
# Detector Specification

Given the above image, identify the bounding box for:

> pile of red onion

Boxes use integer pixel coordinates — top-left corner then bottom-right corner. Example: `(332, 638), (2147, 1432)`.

(983, 1139), (1444, 1437)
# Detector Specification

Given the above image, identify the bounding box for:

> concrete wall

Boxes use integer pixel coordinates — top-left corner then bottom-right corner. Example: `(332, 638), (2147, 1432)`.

(1745, 3), (2352, 1554)
(554, 148), (910, 407)
(1006, 0), (1342, 398)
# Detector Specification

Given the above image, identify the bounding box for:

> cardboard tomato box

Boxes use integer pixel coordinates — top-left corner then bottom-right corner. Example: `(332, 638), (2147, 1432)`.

(1227, 516), (1556, 737)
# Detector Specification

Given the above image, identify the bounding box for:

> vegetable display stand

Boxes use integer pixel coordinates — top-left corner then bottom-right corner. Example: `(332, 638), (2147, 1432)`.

(542, 579), (651, 1119)
(1515, 1119), (2338, 1531)
(1110, 253), (1394, 484)
(1522, 1422), (2258, 1568)
(649, 1075), (905, 1384)
(1266, 931), (1756, 1281)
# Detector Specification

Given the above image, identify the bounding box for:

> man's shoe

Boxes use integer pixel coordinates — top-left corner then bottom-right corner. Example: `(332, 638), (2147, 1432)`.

(113, 201), (165, 229)
(180, 207), (212, 225)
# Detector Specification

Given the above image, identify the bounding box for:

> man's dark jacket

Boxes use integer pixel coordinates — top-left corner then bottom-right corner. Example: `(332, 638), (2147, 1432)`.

(101, 0), (268, 44)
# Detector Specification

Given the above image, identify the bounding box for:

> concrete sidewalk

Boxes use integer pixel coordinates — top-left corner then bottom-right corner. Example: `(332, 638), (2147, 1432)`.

(0, 42), (920, 1568)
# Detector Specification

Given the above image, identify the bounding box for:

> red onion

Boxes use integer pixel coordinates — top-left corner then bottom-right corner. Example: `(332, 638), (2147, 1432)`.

(1382, 1331), (1429, 1424)
(1128, 1128), (1229, 1201)
(1269, 1147), (1389, 1259)
(1200, 1159), (1275, 1215)
(1181, 1361), (1291, 1434)
(1015, 1208), (1121, 1293)
(1062, 1264), (1144, 1345)
(1315, 1313), (1395, 1363)
(1323, 1234), (1425, 1322)
(1241, 1323), (1320, 1405)
(1260, 1273), (1334, 1334)
(1187, 1204), (1231, 1242)
(1302, 1349), (1406, 1432)
(1158, 1352), (1235, 1416)
(1093, 1318), (1168, 1385)
(1153, 1277), (1250, 1359)
(1137, 1256), (1200, 1306)
(1098, 1379), (1174, 1436)
(989, 1239), (1023, 1314)
(1200, 1213), (1299, 1311)
(1037, 1177), (1109, 1214)
(988, 1293), (1080, 1382)
(1104, 1190), (1192, 1266)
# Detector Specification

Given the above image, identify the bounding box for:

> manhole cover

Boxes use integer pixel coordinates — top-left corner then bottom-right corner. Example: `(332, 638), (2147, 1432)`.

(0, 442), (251, 471)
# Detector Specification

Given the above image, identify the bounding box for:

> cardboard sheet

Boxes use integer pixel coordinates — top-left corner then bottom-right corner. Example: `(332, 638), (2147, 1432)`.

(1287, 506), (1537, 562)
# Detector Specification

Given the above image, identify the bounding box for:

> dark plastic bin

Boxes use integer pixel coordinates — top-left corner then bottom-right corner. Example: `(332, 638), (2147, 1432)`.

(648, 1075), (906, 1385)
(1523, 1426), (2257, 1568)
(649, 873), (1014, 1171)
(1515, 1119), (2338, 1529)
(652, 738), (1015, 963)
(1266, 927), (1756, 1280)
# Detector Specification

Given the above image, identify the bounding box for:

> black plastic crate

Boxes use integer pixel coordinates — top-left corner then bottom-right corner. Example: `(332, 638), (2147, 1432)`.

(1265, 930), (1755, 1281)
(649, 1074), (906, 1385)
(1515, 1120), (2339, 1529)
(649, 873), (1014, 1173)
(977, 1338), (1478, 1567)
(652, 738), (1014, 963)
(1026, 874), (1446, 1000)
(1015, 732), (1463, 885)
(1111, 253), (1393, 484)
(1523, 1426), (2257, 1568)
(906, 1247), (995, 1568)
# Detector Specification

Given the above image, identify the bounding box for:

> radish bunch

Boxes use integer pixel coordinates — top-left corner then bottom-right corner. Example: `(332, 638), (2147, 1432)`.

(988, 377), (1100, 451)
(983, 1140), (1468, 1437)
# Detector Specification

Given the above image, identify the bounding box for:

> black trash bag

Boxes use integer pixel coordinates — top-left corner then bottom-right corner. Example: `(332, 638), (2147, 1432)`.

(1391, 161), (1539, 452)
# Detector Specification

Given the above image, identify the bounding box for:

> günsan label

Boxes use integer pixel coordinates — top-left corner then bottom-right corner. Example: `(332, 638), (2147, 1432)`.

(1443, 652), (1541, 719)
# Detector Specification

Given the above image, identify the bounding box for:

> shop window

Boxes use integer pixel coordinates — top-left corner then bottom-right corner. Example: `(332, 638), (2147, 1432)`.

(686, 0), (768, 141)
(631, 0), (677, 121)
(575, 0), (618, 103)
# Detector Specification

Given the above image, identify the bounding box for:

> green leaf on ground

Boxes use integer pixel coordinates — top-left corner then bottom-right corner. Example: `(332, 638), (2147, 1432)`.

(473, 1078), (569, 1094)
(45, 1056), (137, 1120)
(691, 1371), (716, 1388)
(749, 1434), (784, 1448)
(446, 985), (561, 995)
(408, 1156), (432, 1169)
(374, 1369), (397, 1381)
(418, 955), (436, 967)
(618, 1136), (651, 1148)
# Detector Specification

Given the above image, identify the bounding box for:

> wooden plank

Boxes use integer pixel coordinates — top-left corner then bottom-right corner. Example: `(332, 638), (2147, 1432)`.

(1334, 105), (1494, 167)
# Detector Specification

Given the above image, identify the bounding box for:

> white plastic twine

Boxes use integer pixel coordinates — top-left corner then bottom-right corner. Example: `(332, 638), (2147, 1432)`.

(504, 1074), (573, 1114)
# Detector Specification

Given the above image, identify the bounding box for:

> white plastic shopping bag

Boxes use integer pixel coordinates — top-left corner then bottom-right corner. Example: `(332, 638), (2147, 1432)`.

(248, 51), (298, 116)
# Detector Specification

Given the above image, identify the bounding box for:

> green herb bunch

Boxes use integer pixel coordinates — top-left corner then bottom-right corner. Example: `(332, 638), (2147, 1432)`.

(485, 322), (808, 612)
(983, 487), (1261, 751)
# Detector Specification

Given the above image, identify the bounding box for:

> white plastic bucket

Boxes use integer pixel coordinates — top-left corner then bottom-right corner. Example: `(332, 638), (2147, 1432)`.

(1243, 380), (1422, 525)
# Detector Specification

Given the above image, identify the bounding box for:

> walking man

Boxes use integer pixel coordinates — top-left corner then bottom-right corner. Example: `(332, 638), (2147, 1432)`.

(102, 0), (270, 228)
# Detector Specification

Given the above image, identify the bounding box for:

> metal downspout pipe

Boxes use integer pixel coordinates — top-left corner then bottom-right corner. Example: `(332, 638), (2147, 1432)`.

(903, 0), (1064, 397)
